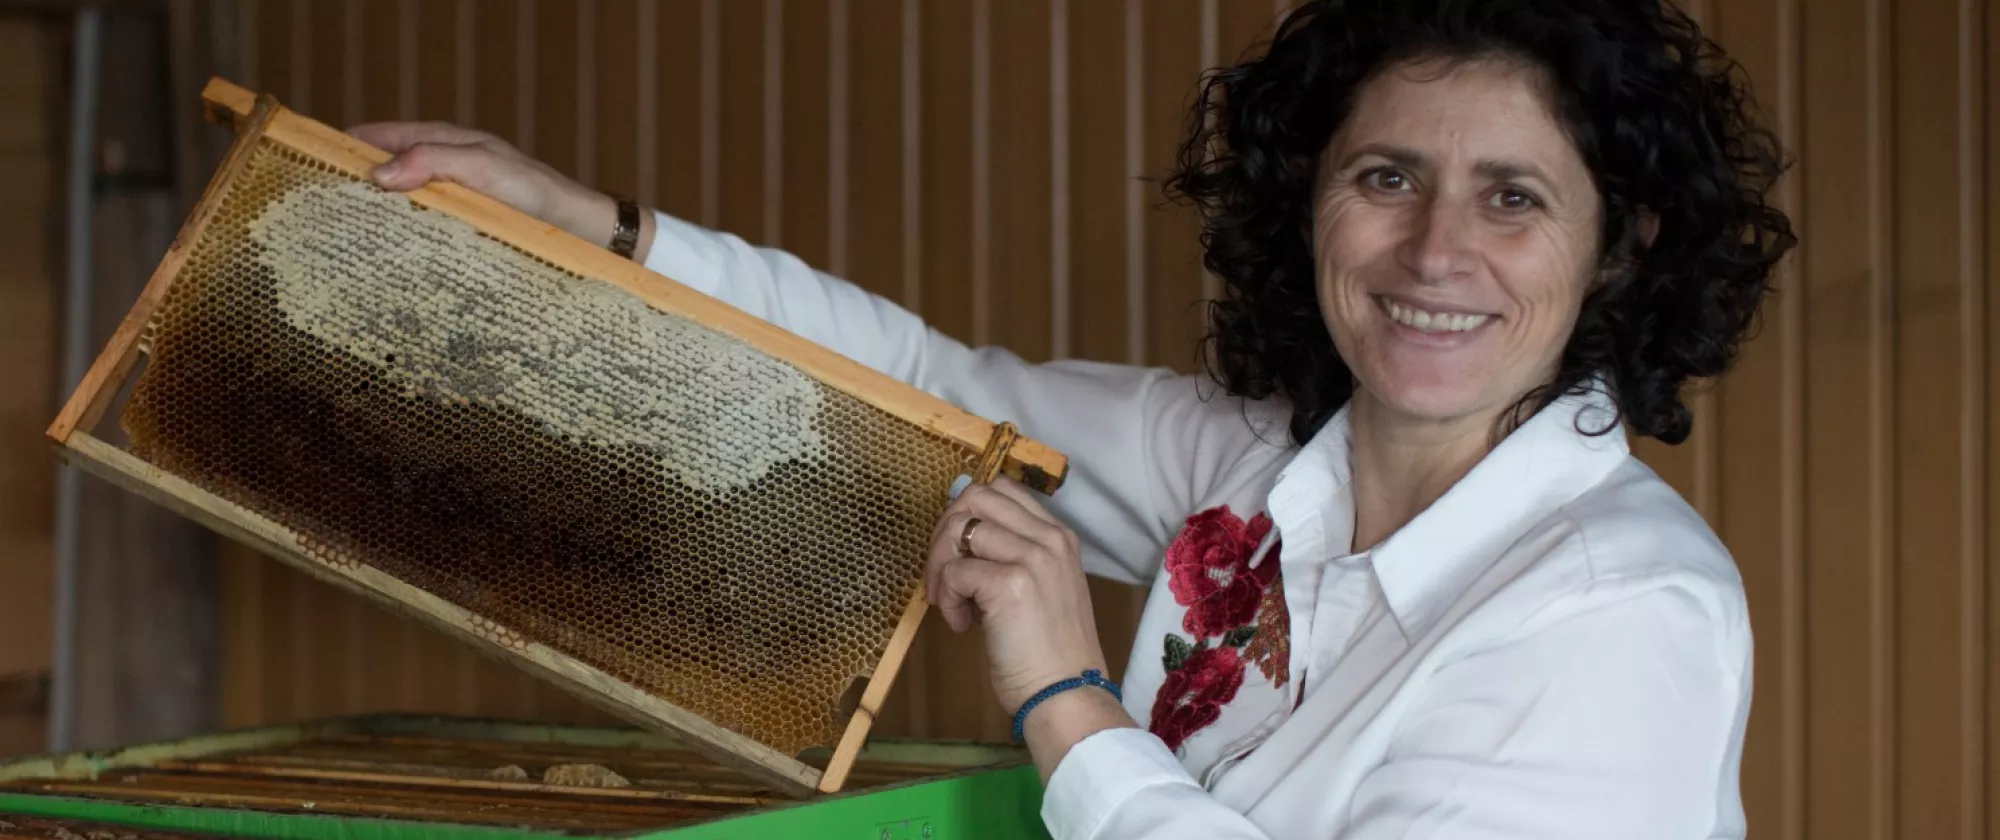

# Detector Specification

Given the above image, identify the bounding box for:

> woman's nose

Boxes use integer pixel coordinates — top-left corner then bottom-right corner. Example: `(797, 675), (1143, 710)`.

(1398, 200), (1476, 285)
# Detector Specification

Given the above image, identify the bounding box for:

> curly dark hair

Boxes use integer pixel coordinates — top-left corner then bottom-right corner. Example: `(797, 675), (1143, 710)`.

(1165, 0), (1796, 446)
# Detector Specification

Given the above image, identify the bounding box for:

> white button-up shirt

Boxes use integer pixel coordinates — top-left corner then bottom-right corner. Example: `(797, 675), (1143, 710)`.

(642, 212), (1753, 839)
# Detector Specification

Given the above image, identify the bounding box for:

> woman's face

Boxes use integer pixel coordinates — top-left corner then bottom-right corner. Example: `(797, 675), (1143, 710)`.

(1314, 56), (1602, 432)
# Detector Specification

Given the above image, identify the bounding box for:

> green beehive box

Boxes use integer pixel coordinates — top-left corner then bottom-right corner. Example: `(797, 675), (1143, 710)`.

(0, 715), (1051, 839)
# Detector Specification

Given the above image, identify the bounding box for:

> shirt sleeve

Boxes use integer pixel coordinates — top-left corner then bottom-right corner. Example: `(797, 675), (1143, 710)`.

(1041, 728), (1279, 840)
(1343, 581), (1749, 840)
(641, 211), (1286, 585)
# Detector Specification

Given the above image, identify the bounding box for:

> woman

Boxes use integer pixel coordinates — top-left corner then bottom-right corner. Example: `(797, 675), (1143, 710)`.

(354, 0), (1794, 836)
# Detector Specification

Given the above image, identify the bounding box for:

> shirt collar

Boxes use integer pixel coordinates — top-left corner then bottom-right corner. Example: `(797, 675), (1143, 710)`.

(1262, 384), (1630, 640)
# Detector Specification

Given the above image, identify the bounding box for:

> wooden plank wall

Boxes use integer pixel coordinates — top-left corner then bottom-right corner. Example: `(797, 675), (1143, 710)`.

(0, 15), (60, 757)
(195, 1), (1994, 838)
(0, 18), (58, 681)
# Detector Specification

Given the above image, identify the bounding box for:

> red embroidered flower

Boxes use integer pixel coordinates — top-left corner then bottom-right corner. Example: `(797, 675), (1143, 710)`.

(1166, 507), (1279, 638)
(1148, 645), (1247, 752)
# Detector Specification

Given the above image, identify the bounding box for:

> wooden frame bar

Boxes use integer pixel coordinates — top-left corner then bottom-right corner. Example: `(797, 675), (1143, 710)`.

(43, 78), (1068, 799)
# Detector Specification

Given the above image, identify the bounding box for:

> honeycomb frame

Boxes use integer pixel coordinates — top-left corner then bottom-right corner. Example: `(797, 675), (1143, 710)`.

(47, 79), (1068, 799)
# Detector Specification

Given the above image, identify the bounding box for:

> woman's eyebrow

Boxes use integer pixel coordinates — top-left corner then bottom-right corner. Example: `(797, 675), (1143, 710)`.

(1475, 158), (1554, 186)
(1339, 142), (1427, 170)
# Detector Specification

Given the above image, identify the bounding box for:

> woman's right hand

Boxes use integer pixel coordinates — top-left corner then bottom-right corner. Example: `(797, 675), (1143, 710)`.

(346, 122), (622, 250)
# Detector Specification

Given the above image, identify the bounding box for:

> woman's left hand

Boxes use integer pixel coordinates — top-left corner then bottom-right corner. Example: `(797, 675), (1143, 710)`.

(923, 479), (1116, 717)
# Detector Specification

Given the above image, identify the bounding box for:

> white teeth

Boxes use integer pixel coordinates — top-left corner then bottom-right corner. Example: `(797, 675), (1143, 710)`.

(1385, 300), (1489, 333)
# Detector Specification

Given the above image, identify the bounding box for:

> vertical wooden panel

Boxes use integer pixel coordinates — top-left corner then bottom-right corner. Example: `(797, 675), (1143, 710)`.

(717, 0), (768, 241)
(514, 0), (537, 154)
(412, 3), (459, 143)
(1065, 0), (1131, 368)
(1801, 0), (1894, 836)
(780, 0), (831, 269)
(635, 0), (658, 208)
(1120, 0), (1144, 365)
(453, 0), (474, 124)
(258, 563), (295, 724)
(0, 19), (57, 681)
(219, 551), (263, 728)
(306, 1), (344, 124)
(651, 0), (706, 224)
(532, 0), (580, 180)
(827, 0), (851, 277)
(899, 0), (920, 308)
(917, 0), (974, 340)
(1217, 0), (1276, 66)
(1956, 2), (1988, 834)
(471, 1), (521, 142)
(1704, 1), (1804, 838)
(1773, 0), (1809, 834)
(700, 0), (722, 226)
(237, 1), (259, 90)
(596, 0), (642, 201)
(359, 1), (399, 124)
(1048, 0), (1069, 361)
(576, 0), (598, 187)
(763, 0), (784, 247)
(1142, 2), (1203, 373)
(968, 0), (990, 347)
(990, 0), (1052, 364)
(1893, 0), (1982, 836)
(839, 0), (904, 303)
(1987, 0), (2000, 832)
(1196, 0), (1217, 305)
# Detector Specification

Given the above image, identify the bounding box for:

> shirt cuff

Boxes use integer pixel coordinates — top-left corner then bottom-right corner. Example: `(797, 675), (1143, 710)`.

(1041, 727), (1200, 840)
(640, 210), (731, 298)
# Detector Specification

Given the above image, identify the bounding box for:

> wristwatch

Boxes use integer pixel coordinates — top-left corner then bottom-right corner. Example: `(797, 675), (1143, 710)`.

(608, 196), (641, 260)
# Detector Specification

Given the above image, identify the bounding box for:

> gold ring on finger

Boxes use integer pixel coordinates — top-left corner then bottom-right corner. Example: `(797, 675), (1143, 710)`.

(957, 517), (983, 558)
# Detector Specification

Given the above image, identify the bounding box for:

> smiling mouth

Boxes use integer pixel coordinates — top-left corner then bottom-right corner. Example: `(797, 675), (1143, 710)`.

(1379, 297), (1493, 334)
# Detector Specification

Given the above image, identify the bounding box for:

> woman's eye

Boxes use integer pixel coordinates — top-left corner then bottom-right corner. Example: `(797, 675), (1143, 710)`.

(1492, 189), (1539, 211)
(1361, 168), (1411, 193)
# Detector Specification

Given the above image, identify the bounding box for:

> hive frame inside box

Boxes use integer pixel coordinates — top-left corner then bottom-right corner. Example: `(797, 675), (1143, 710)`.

(45, 77), (1068, 800)
(0, 714), (1055, 839)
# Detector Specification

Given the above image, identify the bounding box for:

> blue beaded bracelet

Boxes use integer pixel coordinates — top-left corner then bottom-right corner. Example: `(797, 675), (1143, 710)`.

(1012, 669), (1123, 743)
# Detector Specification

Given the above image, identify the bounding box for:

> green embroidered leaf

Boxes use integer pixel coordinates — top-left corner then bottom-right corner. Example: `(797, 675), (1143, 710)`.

(1163, 634), (1195, 672)
(1223, 626), (1257, 648)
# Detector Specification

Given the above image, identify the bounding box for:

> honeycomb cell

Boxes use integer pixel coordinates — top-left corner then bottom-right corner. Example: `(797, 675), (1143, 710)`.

(120, 141), (975, 757)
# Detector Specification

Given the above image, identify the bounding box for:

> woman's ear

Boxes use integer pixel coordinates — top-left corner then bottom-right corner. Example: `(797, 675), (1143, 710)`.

(1637, 209), (1661, 250)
